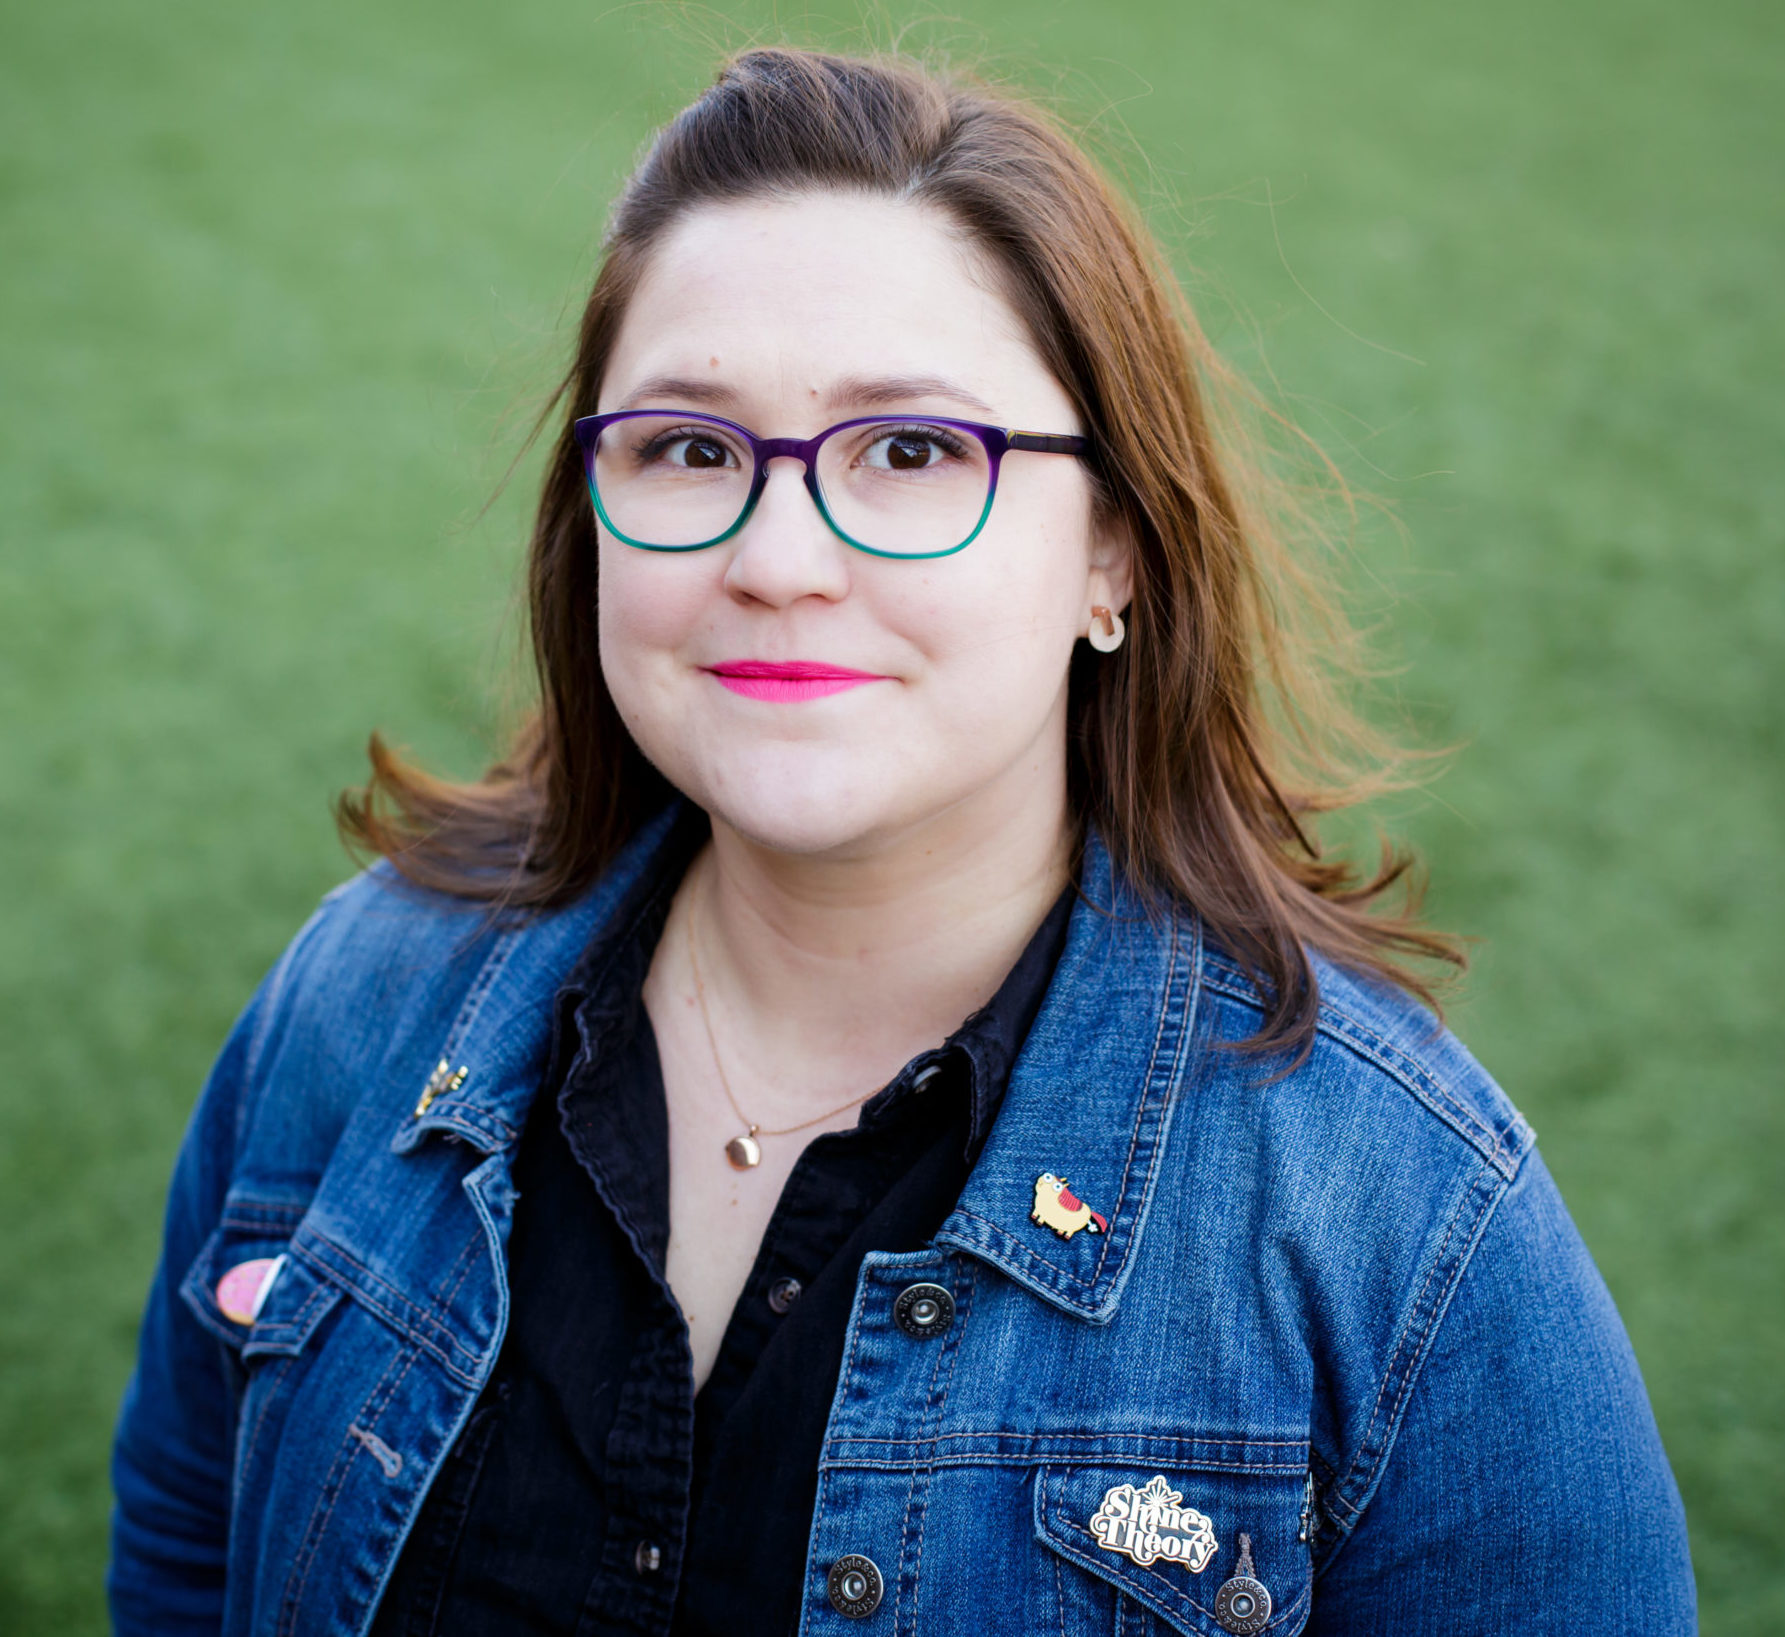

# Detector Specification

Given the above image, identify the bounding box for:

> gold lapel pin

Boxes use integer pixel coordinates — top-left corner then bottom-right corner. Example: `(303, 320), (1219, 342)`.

(414, 1059), (469, 1118)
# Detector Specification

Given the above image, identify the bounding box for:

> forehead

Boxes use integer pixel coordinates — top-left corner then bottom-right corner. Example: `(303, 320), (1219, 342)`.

(600, 193), (1059, 414)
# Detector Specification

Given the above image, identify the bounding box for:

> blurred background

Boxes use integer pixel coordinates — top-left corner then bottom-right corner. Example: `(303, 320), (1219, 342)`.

(1, 0), (1778, 1628)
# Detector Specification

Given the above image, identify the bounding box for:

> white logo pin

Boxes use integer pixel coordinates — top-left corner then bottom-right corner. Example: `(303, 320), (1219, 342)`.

(1090, 1475), (1219, 1572)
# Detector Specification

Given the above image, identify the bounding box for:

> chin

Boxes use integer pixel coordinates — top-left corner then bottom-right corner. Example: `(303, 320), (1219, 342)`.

(683, 746), (938, 861)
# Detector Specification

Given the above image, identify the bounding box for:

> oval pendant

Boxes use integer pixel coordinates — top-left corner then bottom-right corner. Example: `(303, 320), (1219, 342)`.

(726, 1133), (763, 1169)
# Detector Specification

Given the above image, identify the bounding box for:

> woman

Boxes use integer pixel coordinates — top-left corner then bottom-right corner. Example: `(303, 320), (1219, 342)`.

(109, 47), (1693, 1637)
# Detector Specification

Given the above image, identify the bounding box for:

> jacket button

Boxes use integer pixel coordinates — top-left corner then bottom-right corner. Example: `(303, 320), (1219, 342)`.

(893, 1282), (954, 1339)
(768, 1276), (803, 1314)
(633, 1540), (661, 1575)
(1214, 1532), (1272, 1634)
(826, 1554), (884, 1617)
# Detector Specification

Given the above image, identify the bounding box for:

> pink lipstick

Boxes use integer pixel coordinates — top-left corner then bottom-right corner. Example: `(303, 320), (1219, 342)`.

(705, 660), (892, 702)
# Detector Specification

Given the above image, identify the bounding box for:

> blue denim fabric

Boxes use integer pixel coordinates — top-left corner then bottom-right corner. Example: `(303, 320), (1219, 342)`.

(110, 807), (1695, 1635)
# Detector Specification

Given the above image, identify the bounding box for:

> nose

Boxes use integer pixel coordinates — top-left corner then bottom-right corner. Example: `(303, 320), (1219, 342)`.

(721, 455), (852, 609)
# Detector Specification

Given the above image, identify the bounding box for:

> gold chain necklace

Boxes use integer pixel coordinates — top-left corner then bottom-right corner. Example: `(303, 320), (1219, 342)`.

(686, 877), (876, 1170)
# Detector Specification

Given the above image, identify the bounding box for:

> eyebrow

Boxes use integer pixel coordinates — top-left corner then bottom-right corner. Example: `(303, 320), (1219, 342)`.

(616, 371), (1002, 421)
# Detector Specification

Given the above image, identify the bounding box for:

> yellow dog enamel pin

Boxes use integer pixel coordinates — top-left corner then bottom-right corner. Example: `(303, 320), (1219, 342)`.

(1030, 1172), (1109, 1241)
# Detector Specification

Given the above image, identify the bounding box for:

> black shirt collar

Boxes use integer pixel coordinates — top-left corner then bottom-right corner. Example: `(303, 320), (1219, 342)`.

(549, 804), (1073, 1164)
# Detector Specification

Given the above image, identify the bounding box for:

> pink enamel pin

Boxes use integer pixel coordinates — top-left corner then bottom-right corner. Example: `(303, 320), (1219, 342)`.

(215, 1255), (285, 1325)
(1030, 1173), (1109, 1241)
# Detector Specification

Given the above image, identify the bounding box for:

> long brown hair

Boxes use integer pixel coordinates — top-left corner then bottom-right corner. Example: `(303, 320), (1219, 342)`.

(339, 46), (1462, 1052)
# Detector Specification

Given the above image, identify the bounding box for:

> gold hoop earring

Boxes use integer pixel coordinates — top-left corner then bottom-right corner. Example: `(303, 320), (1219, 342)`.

(1088, 605), (1125, 654)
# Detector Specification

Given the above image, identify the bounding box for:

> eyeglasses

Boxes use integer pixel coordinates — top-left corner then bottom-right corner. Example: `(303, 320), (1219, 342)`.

(572, 410), (1089, 560)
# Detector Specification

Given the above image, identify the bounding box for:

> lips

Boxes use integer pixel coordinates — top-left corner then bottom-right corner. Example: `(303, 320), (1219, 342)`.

(705, 660), (893, 702)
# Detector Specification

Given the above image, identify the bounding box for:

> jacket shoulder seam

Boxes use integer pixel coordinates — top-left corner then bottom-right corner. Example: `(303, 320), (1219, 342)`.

(1315, 1153), (1513, 1576)
(1200, 961), (1530, 1180)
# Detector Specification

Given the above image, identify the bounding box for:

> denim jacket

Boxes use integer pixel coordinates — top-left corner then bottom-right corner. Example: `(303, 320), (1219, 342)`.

(110, 809), (1694, 1635)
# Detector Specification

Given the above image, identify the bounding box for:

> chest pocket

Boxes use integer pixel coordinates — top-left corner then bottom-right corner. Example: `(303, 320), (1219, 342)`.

(179, 1210), (345, 1363)
(1034, 1462), (1312, 1637)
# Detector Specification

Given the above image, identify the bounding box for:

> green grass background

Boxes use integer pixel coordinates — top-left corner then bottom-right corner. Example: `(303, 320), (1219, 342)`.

(2, 0), (1778, 1627)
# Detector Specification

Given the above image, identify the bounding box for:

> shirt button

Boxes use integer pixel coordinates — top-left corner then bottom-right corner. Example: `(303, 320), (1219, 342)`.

(911, 1063), (944, 1092)
(826, 1553), (884, 1617)
(893, 1282), (955, 1339)
(633, 1541), (661, 1575)
(767, 1276), (803, 1315)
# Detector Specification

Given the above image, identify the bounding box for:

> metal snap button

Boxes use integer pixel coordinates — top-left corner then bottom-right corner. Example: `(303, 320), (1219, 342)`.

(767, 1276), (803, 1315)
(633, 1540), (661, 1575)
(893, 1282), (955, 1339)
(826, 1553), (884, 1617)
(1214, 1532), (1272, 1635)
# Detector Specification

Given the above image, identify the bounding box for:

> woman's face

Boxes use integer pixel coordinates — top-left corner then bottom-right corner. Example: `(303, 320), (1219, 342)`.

(596, 192), (1128, 860)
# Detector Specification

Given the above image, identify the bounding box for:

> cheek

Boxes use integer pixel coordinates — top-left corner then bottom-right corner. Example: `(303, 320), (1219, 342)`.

(597, 541), (715, 694)
(912, 488), (1090, 692)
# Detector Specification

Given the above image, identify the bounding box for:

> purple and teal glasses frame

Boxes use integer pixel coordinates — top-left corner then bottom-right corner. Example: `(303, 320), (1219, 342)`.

(571, 409), (1089, 561)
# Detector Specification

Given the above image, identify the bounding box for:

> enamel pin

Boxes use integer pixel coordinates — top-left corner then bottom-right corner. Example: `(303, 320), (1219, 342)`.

(1090, 1475), (1218, 1571)
(414, 1058), (469, 1118)
(215, 1255), (285, 1325)
(1031, 1172), (1109, 1241)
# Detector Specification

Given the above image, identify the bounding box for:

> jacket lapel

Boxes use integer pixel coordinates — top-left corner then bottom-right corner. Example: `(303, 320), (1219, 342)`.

(390, 810), (1204, 1329)
(936, 832), (1204, 1323)
(387, 805), (684, 1157)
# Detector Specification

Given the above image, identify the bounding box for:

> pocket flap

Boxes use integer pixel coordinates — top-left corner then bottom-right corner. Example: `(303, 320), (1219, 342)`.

(180, 1210), (343, 1356)
(238, 1252), (343, 1358)
(1034, 1462), (1312, 1636)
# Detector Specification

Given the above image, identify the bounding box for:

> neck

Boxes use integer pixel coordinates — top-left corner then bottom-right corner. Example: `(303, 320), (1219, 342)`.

(689, 770), (1073, 1104)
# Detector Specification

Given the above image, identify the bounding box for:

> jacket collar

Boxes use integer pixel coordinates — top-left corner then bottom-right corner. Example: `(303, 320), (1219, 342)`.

(935, 833), (1205, 1324)
(392, 810), (1207, 1329)
(388, 805), (685, 1157)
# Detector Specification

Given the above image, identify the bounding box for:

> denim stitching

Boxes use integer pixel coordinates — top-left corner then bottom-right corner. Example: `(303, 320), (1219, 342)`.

(218, 1201), (306, 1231)
(1088, 912), (1183, 1289)
(946, 1206), (1101, 1297)
(907, 1264), (970, 1625)
(947, 915), (1202, 1311)
(1055, 1497), (1318, 1631)
(1338, 1176), (1477, 1503)
(273, 1343), (405, 1637)
(1093, 913), (1201, 1294)
(1319, 1009), (1511, 1169)
(1199, 963), (1529, 1178)
(1329, 1192), (1466, 1520)
(832, 1455), (1308, 1477)
(278, 1344), (421, 1636)
(245, 1278), (340, 1353)
(232, 1352), (296, 1511)
(425, 1220), (487, 1360)
(435, 928), (521, 1066)
(826, 1430), (1306, 1452)
(896, 1457), (919, 1633)
(296, 1235), (480, 1383)
(282, 1348), (421, 1633)
(1327, 1166), (1501, 1537)
(834, 1268), (876, 1422)
(804, 1466), (837, 1628)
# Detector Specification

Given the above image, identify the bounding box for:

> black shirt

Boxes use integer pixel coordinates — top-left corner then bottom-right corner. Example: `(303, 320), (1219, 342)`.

(372, 816), (1072, 1637)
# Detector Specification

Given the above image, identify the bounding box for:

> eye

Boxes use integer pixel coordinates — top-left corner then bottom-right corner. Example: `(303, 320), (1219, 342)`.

(858, 424), (971, 472)
(636, 428), (742, 470)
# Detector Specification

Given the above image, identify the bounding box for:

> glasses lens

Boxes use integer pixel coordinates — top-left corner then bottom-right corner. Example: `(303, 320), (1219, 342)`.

(816, 421), (993, 556)
(589, 414), (755, 548)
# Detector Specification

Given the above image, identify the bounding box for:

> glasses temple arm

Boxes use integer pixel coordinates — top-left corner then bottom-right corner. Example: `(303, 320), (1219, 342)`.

(1006, 431), (1089, 455)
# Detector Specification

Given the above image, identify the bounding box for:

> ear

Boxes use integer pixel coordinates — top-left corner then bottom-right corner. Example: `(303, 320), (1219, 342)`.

(1084, 507), (1135, 627)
